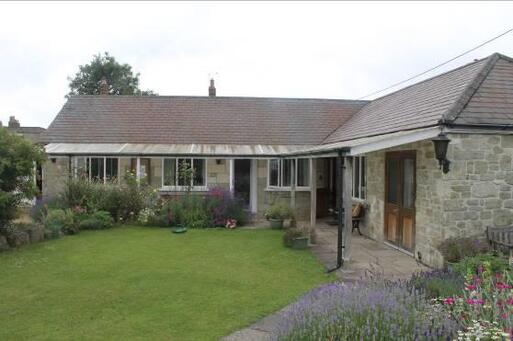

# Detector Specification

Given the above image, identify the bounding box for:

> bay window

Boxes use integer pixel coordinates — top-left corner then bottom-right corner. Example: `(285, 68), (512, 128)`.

(267, 158), (310, 189)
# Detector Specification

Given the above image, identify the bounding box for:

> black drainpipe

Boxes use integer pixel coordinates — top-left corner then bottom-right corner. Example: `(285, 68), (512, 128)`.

(68, 155), (72, 181)
(327, 148), (349, 272)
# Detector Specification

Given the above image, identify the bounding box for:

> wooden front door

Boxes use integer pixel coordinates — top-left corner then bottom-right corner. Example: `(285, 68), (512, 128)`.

(385, 151), (416, 251)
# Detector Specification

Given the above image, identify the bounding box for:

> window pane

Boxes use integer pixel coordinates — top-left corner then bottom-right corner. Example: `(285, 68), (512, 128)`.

(353, 157), (360, 198)
(282, 159), (293, 187)
(269, 159), (279, 186)
(163, 158), (176, 186)
(106, 158), (118, 181)
(387, 158), (400, 204)
(76, 157), (88, 179)
(361, 157), (366, 199)
(193, 159), (206, 186)
(90, 158), (104, 181)
(177, 158), (192, 186)
(297, 159), (310, 187)
(403, 158), (415, 209)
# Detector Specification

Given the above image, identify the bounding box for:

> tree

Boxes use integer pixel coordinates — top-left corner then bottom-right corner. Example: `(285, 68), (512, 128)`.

(66, 52), (157, 98)
(0, 127), (45, 226)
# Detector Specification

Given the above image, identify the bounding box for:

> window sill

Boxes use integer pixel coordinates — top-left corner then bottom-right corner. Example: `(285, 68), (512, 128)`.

(159, 186), (208, 192)
(265, 187), (311, 192)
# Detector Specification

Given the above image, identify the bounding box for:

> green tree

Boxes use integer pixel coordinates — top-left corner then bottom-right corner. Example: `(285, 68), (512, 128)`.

(66, 52), (157, 98)
(0, 127), (45, 226)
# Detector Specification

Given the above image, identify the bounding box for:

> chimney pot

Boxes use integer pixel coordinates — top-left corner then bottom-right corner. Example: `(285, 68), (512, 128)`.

(8, 116), (20, 129)
(208, 78), (216, 97)
(99, 77), (109, 95)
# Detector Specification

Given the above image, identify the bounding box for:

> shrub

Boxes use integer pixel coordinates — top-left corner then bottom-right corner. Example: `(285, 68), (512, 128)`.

(453, 253), (510, 277)
(0, 127), (45, 226)
(182, 194), (210, 228)
(265, 202), (294, 221)
(438, 236), (490, 263)
(30, 196), (66, 223)
(59, 174), (157, 223)
(276, 280), (459, 340)
(283, 228), (308, 248)
(408, 269), (464, 299)
(157, 199), (182, 227)
(78, 211), (114, 230)
(205, 187), (246, 227)
(44, 209), (76, 236)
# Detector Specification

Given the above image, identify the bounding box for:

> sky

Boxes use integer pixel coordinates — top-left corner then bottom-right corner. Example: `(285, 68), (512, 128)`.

(0, 1), (512, 128)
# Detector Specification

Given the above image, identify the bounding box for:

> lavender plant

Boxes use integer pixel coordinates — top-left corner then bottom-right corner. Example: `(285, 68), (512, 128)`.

(275, 280), (460, 341)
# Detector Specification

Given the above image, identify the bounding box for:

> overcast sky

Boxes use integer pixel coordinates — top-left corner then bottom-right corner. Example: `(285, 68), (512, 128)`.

(1, 1), (512, 128)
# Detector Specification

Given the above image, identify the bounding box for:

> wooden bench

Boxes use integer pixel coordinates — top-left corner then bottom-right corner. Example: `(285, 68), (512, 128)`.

(486, 226), (513, 264)
(327, 203), (365, 235)
(351, 203), (365, 235)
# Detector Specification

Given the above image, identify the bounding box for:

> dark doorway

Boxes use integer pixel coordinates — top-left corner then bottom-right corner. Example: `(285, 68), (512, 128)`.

(234, 159), (251, 207)
(385, 151), (416, 251)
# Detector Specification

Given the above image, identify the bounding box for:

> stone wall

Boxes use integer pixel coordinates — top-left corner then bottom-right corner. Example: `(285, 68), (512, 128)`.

(42, 157), (70, 199)
(206, 159), (230, 189)
(361, 133), (513, 268)
(256, 160), (311, 221)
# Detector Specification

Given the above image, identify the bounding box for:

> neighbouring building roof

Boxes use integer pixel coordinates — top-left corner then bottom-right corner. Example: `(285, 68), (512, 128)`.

(44, 96), (368, 146)
(323, 53), (513, 144)
(2, 116), (46, 144)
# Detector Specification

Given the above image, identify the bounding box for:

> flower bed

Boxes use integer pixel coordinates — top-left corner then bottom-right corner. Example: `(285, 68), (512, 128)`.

(276, 255), (513, 341)
(276, 280), (459, 340)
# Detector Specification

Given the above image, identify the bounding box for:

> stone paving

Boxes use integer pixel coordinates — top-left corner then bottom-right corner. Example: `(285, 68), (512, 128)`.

(220, 224), (430, 341)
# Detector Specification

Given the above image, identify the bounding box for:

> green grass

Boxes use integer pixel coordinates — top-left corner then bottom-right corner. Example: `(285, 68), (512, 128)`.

(0, 226), (331, 341)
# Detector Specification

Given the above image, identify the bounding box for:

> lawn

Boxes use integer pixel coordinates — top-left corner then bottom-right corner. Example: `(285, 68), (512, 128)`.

(0, 226), (331, 341)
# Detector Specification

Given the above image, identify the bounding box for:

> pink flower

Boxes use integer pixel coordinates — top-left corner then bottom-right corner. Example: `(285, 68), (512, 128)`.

(466, 298), (484, 305)
(464, 283), (477, 291)
(443, 297), (455, 305)
(496, 282), (512, 290)
(506, 298), (513, 305)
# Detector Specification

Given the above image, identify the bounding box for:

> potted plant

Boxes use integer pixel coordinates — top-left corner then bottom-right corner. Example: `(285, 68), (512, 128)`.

(265, 203), (294, 229)
(283, 228), (309, 250)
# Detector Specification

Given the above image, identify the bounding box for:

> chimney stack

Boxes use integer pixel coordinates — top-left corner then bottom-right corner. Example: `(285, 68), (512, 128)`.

(8, 116), (20, 129)
(208, 78), (216, 97)
(99, 76), (109, 95)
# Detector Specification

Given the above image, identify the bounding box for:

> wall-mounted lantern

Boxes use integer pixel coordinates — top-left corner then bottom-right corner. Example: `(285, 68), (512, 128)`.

(432, 133), (451, 173)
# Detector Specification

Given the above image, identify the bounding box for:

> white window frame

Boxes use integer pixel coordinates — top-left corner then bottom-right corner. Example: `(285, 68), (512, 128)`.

(296, 158), (310, 190)
(267, 158), (310, 191)
(73, 156), (119, 184)
(352, 156), (366, 201)
(161, 157), (208, 191)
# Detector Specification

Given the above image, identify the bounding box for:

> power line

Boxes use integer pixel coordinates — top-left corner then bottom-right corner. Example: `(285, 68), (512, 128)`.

(357, 27), (513, 100)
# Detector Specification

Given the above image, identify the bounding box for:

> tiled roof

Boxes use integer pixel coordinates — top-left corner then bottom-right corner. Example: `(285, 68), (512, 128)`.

(323, 55), (495, 144)
(44, 96), (367, 145)
(44, 52), (513, 150)
(451, 55), (513, 126)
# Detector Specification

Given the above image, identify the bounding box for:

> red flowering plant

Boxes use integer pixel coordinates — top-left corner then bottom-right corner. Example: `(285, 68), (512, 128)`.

(438, 261), (513, 338)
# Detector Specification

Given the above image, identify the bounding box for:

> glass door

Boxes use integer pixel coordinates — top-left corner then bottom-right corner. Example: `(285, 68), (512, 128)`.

(385, 151), (416, 251)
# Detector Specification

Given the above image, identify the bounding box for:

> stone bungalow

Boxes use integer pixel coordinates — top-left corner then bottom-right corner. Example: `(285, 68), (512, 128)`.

(43, 53), (513, 267)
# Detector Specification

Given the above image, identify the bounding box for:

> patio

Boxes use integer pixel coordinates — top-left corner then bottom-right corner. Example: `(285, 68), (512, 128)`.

(310, 221), (429, 281)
